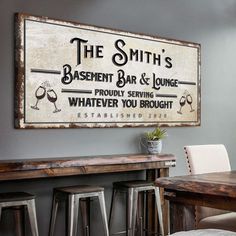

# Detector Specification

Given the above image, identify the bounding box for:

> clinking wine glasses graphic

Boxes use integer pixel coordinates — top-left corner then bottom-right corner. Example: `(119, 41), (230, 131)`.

(31, 83), (61, 113)
(31, 86), (46, 110)
(47, 89), (61, 113)
(177, 90), (194, 115)
(186, 93), (194, 112)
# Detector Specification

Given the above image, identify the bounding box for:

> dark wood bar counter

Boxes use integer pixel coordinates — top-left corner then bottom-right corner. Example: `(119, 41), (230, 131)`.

(0, 153), (176, 181)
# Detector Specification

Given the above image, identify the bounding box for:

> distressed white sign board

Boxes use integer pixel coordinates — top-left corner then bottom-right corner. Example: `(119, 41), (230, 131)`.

(15, 13), (201, 128)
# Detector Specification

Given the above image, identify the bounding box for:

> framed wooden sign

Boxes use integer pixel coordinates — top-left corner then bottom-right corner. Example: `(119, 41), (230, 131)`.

(15, 13), (200, 129)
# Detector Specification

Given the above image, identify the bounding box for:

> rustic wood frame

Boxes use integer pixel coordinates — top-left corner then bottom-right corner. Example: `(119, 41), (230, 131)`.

(15, 13), (201, 129)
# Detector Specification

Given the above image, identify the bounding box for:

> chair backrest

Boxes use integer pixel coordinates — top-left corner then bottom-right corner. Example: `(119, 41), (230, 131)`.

(184, 144), (231, 175)
(184, 144), (231, 223)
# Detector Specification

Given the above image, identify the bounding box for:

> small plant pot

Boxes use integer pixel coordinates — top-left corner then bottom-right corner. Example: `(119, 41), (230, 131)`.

(147, 140), (162, 154)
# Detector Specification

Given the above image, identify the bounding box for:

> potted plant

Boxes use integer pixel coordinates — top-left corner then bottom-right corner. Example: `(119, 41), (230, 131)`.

(144, 127), (167, 154)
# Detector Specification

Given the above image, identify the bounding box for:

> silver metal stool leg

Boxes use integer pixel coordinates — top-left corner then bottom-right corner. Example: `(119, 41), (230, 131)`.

(26, 199), (39, 236)
(49, 194), (59, 236)
(127, 188), (134, 236)
(68, 194), (80, 236)
(98, 191), (109, 236)
(131, 189), (138, 236)
(154, 187), (164, 236)
(108, 188), (117, 233)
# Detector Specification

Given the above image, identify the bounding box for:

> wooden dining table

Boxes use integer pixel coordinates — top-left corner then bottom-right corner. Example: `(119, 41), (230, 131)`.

(0, 153), (176, 236)
(155, 171), (236, 234)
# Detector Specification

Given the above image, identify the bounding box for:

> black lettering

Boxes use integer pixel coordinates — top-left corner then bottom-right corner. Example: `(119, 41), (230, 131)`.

(116, 69), (126, 88)
(79, 71), (86, 80)
(112, 39), (128, 66)
(68, 97), (78, 106)
(144, 51), (152, 63)
(153, 53), (161, 66)
(61, 64), (73, 85)
(96, 46), (104, 58)
(74, 70), (79, 80)
(130, 49), (139, 62)
(70, 37), (88, 66)
(165, 57), (172, 68)
(84, 45), (94, 58)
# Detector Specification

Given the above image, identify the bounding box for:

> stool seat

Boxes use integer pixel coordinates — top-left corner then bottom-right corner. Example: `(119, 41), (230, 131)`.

(49, 185), (109, 236)
(113, 180), (154, 188)
(0, 192), (35, 202)
(55, 185), (104, 194)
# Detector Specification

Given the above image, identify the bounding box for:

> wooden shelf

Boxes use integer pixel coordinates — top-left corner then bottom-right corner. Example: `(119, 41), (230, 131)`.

(0, 153), (176, 181)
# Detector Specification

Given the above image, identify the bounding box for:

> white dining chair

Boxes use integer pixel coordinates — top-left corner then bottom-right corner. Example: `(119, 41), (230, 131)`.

(184, 144), (236, 231)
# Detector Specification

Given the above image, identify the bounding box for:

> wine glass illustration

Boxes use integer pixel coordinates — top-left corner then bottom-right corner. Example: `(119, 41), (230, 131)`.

(31, 86), (46, 110)
(177, 95), (186, 114)
(186, 94), (194, 112)
(47, 89), (61, 113)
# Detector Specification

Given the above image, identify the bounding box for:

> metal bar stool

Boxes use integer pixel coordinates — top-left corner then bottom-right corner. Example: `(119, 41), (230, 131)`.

(0, 192), (39, 236)
(49, 185), (109, 236)
(109, 180), (164, 236)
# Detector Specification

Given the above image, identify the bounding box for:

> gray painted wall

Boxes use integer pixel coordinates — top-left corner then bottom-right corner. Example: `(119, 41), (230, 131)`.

(1, 0), (236, 235)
